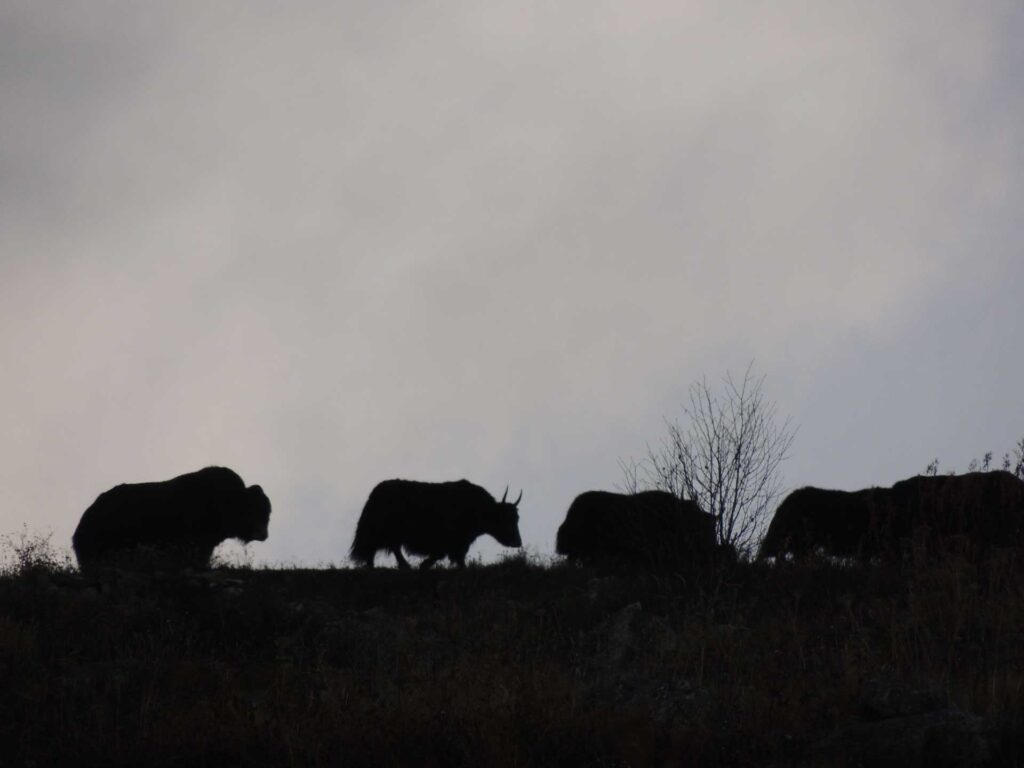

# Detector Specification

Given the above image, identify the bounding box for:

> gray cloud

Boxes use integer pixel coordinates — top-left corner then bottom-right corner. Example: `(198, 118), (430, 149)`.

(1, 1), (1021, 564)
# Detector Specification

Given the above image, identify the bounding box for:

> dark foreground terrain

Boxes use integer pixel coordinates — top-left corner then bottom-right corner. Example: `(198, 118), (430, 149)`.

(2, 548), (1024, 767)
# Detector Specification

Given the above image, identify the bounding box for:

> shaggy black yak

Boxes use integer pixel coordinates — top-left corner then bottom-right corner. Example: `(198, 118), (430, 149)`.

(759, 471), (1024, 561)
(350, 479), (522, 568)
(72, 466), (270, 570)
(556, 490), (720, 569)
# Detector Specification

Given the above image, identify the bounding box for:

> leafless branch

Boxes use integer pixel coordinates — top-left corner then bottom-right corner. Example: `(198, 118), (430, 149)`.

(625, 363), (796, 557)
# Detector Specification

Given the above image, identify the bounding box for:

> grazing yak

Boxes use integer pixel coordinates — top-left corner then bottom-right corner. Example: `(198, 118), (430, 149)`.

(555, 490), (721, 569)
(886, 471), (1024, 557)
(350, 479), (523, 569)
(759, 471), (1024, 561)
(72, 466), (271, 571)
(758, 487), (891, 560)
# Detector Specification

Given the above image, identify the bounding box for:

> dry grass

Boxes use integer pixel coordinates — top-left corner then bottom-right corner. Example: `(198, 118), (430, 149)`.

(1, 543), (1024, 766)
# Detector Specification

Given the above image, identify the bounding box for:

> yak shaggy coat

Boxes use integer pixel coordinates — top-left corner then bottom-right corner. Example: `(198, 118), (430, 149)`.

(556, 490), (719, 570)
(350, 479), (523, 569)
(72, 466), (271, 570)
(760, 471), (1024, 560)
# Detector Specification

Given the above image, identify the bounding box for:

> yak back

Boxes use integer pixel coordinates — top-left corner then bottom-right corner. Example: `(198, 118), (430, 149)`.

(556, 490), (717, 570)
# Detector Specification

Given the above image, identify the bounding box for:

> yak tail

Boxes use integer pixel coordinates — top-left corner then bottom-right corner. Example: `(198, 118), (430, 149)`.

(349, 511), (379, 567)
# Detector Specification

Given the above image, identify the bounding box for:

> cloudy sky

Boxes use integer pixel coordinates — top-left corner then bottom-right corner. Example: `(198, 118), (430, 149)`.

(2, 1), (1021, 566)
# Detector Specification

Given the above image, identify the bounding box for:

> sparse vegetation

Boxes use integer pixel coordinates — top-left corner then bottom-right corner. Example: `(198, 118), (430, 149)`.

(0, 525), (74, 577)
(2, 532), (1023, 766)
(927, 437), (1024, 479)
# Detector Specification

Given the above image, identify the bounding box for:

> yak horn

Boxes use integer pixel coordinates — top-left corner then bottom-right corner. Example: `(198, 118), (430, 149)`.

(501, 486), (509, 503)
(513, 490), (523, 506)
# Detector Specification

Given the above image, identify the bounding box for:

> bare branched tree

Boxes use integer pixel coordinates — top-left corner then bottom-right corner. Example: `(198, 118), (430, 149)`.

(622, 364), (795, 557)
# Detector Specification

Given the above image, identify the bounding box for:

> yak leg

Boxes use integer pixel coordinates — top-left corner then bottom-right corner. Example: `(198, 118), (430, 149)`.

(392, 548), (411, 570)
(420, 554), (442, 570)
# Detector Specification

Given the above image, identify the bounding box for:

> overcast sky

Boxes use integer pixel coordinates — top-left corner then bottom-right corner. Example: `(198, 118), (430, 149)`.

(2, 1), (1021, 566)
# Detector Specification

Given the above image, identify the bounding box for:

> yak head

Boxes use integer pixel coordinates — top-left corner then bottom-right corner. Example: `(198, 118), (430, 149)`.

(490, 486), (523, 548)
(234, 485), (271, 543)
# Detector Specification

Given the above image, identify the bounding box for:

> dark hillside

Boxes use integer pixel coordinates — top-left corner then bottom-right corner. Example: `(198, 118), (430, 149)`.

(2, 551), (1023, 766)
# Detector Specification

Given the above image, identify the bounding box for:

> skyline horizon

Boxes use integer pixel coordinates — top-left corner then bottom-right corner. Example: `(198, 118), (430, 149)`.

(3, 1), (1021, 567)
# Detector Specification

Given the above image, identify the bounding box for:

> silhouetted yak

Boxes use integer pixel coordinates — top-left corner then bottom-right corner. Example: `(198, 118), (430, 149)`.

(887, 471), (1024, 558)
(760, 471), (1024, 560)
(556, 490), (720, 569)
(350, 479), (523, 569)
(758, 487), (888, 560)
(72, 466), (271, 571)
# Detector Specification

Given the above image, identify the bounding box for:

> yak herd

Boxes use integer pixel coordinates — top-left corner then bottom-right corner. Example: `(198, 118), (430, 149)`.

(69, 465), (1024, 572)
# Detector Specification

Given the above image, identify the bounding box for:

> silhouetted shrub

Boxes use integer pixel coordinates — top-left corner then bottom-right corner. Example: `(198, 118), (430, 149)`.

(0, 525), (74, 576)
(624, 363), (795, 557)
